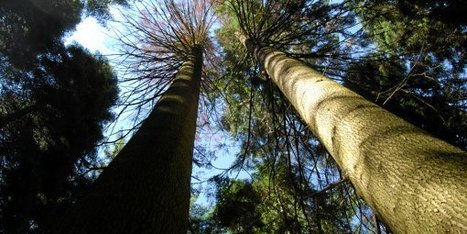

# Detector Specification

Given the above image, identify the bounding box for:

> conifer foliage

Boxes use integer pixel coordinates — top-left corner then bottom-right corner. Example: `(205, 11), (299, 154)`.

(1, 0), (466, 233)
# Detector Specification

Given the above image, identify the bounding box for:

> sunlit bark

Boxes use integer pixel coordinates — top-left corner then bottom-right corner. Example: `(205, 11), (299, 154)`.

(55, 47), (203, 233)
(239, 34), (467, 233)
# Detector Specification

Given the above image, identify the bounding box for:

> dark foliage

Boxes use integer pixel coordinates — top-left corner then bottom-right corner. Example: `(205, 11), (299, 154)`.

(0, 0), (121, 232)
(0, 44), (118, 233)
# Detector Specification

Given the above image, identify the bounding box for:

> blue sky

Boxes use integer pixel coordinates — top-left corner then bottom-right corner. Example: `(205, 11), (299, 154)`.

(65, 17), (112, 54)
(65, 11), (248, 205)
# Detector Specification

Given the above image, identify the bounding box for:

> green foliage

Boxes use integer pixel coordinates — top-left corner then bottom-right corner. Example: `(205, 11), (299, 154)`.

(0, 45), (118, 232)
(0, 0), (81, 68)
(346, 0), (467, 149)
(213, 180), (264, 233)
(189, 201), (220, 234)
(204, 1), (388, 233)
(350, 0), (466, 70)
(209, 161), (354, 233)
(0, 0), (121, 232)
(396, 0), (467, 27)
(0, 0), (127, 68)
(86, 0), (129, 20)
(0, 0), (464, 232)
(344, 55), (467, 149)
(206, 0), (465, 233)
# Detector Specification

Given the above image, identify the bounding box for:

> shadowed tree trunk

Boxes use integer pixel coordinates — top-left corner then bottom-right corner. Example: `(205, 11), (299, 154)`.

(54, 47), (203, 233)
(238, 34), (467, 233)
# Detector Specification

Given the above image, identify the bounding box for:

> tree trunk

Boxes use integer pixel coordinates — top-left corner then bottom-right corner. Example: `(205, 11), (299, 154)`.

(239, 34), (467, 233)
(54, 47), (203, 233)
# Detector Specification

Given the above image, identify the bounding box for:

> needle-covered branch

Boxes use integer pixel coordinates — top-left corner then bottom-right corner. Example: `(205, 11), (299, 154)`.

(55, 0), (215, 232)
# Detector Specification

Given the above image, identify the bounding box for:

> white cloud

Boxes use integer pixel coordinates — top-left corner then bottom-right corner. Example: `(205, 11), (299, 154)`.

(65, 17), (114, 55)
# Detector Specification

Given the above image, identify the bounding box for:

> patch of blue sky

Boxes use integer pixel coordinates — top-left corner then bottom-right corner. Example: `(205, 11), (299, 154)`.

(64, 5), (138, 143)
(63, 3), (244, 207)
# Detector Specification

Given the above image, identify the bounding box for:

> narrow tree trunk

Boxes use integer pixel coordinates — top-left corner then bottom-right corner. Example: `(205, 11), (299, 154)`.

(239, 35), (467, 233)
(54, 47), (203, 233)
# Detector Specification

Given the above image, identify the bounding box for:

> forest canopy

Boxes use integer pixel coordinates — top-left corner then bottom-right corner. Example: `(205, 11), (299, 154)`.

(0, 0), (465, 233)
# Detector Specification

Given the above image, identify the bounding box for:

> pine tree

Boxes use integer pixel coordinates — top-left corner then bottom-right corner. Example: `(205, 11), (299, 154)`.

(233, 1), (467, 229)
(55, 0), (213, 232)
(238, 34), (467, 232)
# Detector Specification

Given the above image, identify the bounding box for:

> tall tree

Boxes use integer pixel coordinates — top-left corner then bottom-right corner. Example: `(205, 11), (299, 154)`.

(0, 45), (118, 232)
(224, 0), (467, 232)
(346, 0), (467, 149)
(212, 1), (388, 232)
(0, 0), (122, 232)
(238, 36), (467, 232)
(54, 0), (214, 232)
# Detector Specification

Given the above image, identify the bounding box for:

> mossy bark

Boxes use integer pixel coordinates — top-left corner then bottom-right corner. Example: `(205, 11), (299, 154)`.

(54, 48), (203, 233)
(239, 35), (467, 233)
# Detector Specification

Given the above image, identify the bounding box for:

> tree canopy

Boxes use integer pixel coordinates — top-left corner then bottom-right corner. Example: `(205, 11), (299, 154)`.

(1, 0), (465, 233)
(0, 0), (122, 232)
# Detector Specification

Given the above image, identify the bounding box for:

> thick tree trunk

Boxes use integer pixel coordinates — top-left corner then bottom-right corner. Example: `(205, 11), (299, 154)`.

(54, 48), (203, 233)
(239, 35), (467, 233)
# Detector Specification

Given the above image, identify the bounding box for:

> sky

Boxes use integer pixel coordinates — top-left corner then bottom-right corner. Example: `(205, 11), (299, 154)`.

(65, 12), (247, 205)
(62, 0), (358, 205)
(65, 17), (114, 55)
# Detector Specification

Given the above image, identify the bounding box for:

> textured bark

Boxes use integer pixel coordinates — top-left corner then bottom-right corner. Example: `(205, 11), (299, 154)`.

(54, 48), (203, 233)
(239, 35), (467, 233)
